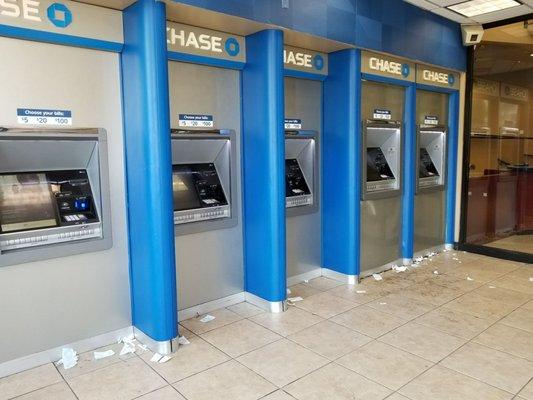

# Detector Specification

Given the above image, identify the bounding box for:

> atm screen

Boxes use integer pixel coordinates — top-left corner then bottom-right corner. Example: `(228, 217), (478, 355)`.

(172, 163), (228, 212)
(285, 159), (311, 197)
(0, 170), (98, 234)
(367, 147), (394, 181)
(419, 148), (439, 178)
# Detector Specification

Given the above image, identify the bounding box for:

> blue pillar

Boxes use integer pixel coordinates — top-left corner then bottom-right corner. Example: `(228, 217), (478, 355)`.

(322, 49), (360, 279)
(242, 30), (286, 308)
(401, 84), (417, 261)
(121, 0), (178, 343)
(445, 91), (460, 246)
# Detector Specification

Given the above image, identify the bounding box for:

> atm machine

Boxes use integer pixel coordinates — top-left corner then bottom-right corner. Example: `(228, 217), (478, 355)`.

(360, 81), (403, 275)
(414, 90), (448, 253)
(0, 128), (112, 267)
(168, 58), (243, 315)
(284, 76), (321, 282)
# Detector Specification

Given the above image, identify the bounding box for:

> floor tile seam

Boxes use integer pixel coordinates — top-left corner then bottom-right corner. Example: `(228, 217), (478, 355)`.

(243, 308), (325, 337)
(6, 369), (77, 400)
(395, 363), (516, 398)
(436, 342), (533, 395)
(182, 314), (247, 335)
(52, 362), (80, 400)
(515, 376), (533, 398)
(58, 355), (134, 382)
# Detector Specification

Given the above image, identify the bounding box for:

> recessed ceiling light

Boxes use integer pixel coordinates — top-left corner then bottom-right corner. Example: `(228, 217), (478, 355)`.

(447, 0), (521, 18)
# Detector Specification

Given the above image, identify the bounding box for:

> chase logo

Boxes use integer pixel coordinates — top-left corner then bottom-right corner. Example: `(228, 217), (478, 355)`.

(47, 3), (72, 28)
(224, 37), (240, 57)
(401, 63), (410, 78)
(313, 54), (324, 71)
(448, 74), (455, 86)
(167, 26), (242, 58)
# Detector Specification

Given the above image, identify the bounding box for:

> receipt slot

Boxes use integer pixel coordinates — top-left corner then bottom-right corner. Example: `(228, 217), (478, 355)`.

(0, 128), (112, 267)
(285, 131), (318, 215)
(170, 130), (237, 235)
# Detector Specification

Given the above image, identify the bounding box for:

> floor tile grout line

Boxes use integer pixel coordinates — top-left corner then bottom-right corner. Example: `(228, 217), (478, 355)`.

(53, 362), (80, 400)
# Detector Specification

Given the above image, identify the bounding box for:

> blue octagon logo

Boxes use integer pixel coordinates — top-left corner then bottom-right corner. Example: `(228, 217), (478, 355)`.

(401, 63), (410, 78)
(448, 74), (455, 86)
(225, 38), (240, 57)
(47, 3), (72, 28)
(313, 55), (324, 71)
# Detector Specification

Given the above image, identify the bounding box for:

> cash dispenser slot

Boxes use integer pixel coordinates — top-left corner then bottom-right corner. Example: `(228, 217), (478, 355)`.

(417, 126), (446, 192)
(285, 131), (317, 212)
(0, 128), (111, 264)
(170, 130), (236, 231)
(362, 121), (402, 199)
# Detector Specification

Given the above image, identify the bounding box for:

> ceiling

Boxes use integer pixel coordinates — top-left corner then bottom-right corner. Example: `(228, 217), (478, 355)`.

(404, 0), (533, 24)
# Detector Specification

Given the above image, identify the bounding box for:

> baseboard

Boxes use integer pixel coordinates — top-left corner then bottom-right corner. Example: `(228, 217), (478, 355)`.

(244, 292), (287, 313)
(178, 292), (245, 321)
(286, 268), (322, 286)
(0, 326), (133, 379)
(413, 244), (446, 259)
(321, 268), (358, 285)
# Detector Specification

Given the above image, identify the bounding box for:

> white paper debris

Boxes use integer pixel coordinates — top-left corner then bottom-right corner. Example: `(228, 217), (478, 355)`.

(286, 288), (292, 295)
(529, 277), (533, 282)
(119, 333), (135, 344)
(379, 302), (387, 305)
(433, 270), (439, 275)
(372, 273), (383, 281)
(199, 314), (215, 323)
(356, 290), (367, 294)
(159, 355), (172, 363)
(178, 336), (190, 346)
(304, 279), (309, 283)
(414, 257), (424, 263)
(137, 343), (148, 351)
(94, 350), (115, 360)
(150, 353), (163, 363)
(489, 285), (496, 289)
(466, 277), (474, 281)
(288, 296), (304, 302)
(58, 348), (78, 370)
(392, 264), (408, 273)
(119, 342), (136, 356)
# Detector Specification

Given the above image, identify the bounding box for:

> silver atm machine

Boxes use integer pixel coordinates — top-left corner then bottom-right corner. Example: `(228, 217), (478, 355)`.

(360, 81), (403, 275)
(0, 128), (112, 267)
(284, 76), (321, 283)
(414, 90), (448, 253)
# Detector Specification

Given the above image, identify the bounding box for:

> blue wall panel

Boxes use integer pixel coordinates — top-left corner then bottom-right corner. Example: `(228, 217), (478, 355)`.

(242, 30), (286, 302)
(122, 0), (178, 341)
(171, 0), (466, 71)
(323, 49), (360, 276)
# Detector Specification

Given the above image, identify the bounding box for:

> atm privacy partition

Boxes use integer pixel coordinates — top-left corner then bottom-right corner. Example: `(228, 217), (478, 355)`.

(0, 128), (112, 267)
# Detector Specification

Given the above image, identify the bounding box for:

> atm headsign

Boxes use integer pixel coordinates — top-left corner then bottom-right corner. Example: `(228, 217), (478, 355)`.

(361, 51), (414, 81)
(166, 22), (246, 63)
(283, 46), (327, 75)
(416, 64), (459, 89)
(0, 0), (72, 28)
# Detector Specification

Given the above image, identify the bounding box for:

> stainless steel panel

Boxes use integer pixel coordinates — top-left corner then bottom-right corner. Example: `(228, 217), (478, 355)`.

(168, 61), (243, 310)
(0, 37), (130, 363)
(360, 196), (401, 274)
(414, 190), (445, 253)
(284, 77), (321, 279)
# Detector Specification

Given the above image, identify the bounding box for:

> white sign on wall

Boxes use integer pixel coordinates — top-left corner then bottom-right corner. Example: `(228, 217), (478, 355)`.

(283, 45), (328, 75)
(17, 108), (72, 126)
(361, 51), (415, 82)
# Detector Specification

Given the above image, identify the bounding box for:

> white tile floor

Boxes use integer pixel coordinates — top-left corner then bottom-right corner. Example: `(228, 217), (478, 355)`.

(1, 251), (532, 400)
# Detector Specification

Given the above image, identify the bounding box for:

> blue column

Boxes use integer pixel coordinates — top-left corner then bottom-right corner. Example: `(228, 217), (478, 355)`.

(242, 30), (286, 304)
(121, 0), (178, 342)
(401, 84), (417, 261)
(322, 49), (360, 277)
(445, 91), (460, 246)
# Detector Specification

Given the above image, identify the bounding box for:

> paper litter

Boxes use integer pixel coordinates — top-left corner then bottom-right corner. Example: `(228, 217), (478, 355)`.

(178, 336), (190, 346)
(372, 273), (383, 281)
(58, 348), (78, 370)
(392, 264), (408, 273)
(489, 285), (496, 289)
(199, 314), (215, 323)
(150, 353), (172, 363)
(304, 279), (309, 283)
(466, 276), (474, 281)
(94, 350), (115, 360)
(433, 270), (439, 275)
(158, 355), (172, 363)
(356, 290), (367, 294)
(287, 296), (303, 303)
(286, 288), (292, 295)
(529, 277), (533, 282)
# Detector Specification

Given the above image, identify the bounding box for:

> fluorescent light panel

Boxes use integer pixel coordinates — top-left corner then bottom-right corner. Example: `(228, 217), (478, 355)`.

(447, 0), (521, 17)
